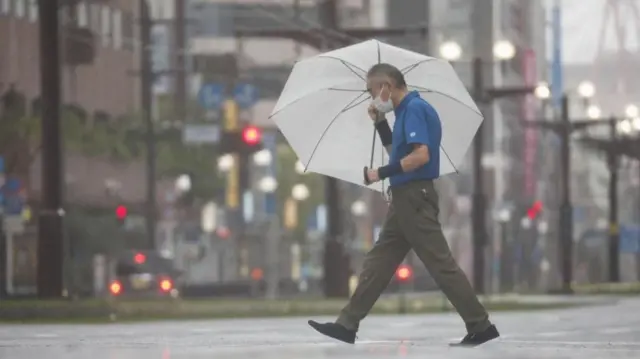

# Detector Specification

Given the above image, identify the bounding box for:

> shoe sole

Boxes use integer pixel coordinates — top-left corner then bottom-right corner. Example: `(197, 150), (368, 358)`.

(449, 334), (500, 347)
(308, 320), (355, 344)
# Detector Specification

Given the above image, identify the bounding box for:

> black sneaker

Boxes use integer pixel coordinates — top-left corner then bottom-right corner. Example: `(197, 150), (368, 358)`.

(308, 320), (356, 344)
(450, 324), (500, 347)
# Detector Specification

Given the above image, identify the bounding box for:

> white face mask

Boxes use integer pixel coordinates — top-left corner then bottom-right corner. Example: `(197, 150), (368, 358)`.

(372, 87), (393, 113)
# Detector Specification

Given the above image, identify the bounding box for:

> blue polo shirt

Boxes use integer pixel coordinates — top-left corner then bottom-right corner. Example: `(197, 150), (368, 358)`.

(388, 91), (441, 187)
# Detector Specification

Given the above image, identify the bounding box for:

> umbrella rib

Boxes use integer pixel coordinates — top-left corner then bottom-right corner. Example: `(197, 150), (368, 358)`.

(400, 58), (436, 75)
(411, 85), (482, 117)
(318, 55), (367, 81)
(304, 91), (371, 172)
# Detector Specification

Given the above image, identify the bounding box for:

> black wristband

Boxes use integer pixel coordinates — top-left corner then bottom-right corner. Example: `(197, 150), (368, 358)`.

(374, 120), (393, 147)
(378, 161), (403, 180)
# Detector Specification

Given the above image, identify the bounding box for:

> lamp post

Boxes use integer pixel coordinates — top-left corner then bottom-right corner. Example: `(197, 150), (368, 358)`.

(439, 39), (549, 294)
(258, 175), (279, 299)
(495, 208), (512, 292)
(217, 154), (234, 173)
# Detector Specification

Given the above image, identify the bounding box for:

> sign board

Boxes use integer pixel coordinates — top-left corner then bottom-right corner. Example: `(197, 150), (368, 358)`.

(620, 225), (640, 253)
(182, 124), (220, 144)
(233, 83), (259, 109)
(198, 83), (225, 110)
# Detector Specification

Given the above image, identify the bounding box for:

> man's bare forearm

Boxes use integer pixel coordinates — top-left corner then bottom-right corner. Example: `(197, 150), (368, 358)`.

(400, 145), (429, 172)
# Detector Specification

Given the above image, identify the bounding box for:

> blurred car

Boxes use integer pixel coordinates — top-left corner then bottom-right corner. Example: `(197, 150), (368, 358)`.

(108, 250), (182, 298)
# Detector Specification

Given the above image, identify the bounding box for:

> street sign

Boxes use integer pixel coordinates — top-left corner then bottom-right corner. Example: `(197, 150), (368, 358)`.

(198, 83), (225, 110)
(233, 83), (259, 109)
(182, 124), (220, 144)
(620, 225), (640, 253)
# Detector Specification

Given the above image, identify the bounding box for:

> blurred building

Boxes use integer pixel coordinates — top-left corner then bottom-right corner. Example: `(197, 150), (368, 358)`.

(428, 0), (547, 286)
(0, 0), (139, 117)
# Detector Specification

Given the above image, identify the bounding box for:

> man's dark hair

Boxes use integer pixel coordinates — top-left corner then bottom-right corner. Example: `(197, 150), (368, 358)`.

(367, 63), (407, 88)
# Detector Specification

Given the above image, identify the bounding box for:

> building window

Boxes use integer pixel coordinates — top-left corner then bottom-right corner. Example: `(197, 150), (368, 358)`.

(1, 0), (10, 15)
(77, 1), (88, 27)
(15, 0), (25, 18)
(101, 6), (111, 46)
(89, 4), (100, 32)
(122, 12), (134, 50)
(112, 9), (122, 49)
(28, 0), (37, 22)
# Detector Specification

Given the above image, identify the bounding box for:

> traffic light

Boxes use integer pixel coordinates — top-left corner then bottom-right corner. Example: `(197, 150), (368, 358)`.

(134, 252), (146, 264)
(115, 205), (127, 225)
(395, 264), (413, 282)
(242, 125), (261, 146)
(526, 200), (543, 220)
(219, 125), (264, 155)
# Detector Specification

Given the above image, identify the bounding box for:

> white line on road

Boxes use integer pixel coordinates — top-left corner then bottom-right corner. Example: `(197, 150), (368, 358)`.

(599, 327), (635, 334)
(33, 333), (58, 338)
(536, 331), (577, 337)
(502, 339), (640, 347)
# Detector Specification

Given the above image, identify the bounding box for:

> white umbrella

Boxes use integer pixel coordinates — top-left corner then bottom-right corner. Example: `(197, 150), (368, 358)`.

(270, 39), (482, 192)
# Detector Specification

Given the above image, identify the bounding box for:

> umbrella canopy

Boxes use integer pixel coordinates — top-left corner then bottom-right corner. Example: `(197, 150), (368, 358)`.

(270, 39), (483, 192)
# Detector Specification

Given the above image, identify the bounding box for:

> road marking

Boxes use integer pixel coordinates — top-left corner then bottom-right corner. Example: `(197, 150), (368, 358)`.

(502, 339), (640, 347)
(189, 328), (213, 333)
(33, 333), (58, 338)
(536, 331), (576, 337)
(600, 327), (635, 334)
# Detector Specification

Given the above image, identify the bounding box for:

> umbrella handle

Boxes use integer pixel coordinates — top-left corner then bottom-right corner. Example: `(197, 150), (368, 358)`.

(363, 166), (371, 185)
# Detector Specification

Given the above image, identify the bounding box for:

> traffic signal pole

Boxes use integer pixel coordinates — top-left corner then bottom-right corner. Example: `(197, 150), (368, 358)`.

(37, 0), (64, 298)
(558, 94), (573, 293)
(235, 0), (427, 298)
(471, 57), (487, 294)
(607, 117), (620, 282)
(139, 0), (157, 250)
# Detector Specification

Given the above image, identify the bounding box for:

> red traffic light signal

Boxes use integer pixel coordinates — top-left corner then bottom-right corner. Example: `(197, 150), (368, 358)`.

(134, 252), (146, 264)
(242, 125), (261, 146)
(115, 205), (128, 220)
(526, 200), (543, 219)
(395, 264), (412, 281)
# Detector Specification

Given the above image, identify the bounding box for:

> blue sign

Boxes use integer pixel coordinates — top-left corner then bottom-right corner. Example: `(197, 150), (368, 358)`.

(233, 83), (259, 109)
(198, 83), (225, 110)
(620, 225), (640, 253)
(551, 3), (563, 110)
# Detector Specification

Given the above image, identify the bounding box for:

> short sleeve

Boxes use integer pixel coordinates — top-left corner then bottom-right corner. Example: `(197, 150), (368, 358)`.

(403, 106), (430, 148)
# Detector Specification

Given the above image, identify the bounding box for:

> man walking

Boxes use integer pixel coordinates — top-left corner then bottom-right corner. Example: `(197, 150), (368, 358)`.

(308, 63), (499, 347)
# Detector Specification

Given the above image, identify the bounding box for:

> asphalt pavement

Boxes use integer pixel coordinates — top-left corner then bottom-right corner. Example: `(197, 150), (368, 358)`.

(1, 296), (639, 359)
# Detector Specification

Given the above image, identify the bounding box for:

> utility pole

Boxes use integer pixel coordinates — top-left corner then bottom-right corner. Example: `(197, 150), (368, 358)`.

(607, 116), (620, 282)
(235, 0), (427, 297)
(37, 0), (64, 298)
(471, 57), (486, 294)
(558, 94), (573, 293)
(139, 0), (157, 250)
(174, 0), (187, 122)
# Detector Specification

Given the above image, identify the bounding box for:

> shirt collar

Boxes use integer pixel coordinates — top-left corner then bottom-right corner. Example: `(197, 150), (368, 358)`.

(394, 91), (420, 116)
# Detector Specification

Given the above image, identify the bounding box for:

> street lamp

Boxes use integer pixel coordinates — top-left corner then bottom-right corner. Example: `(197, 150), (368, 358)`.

(577, 81), (596, 99)
(493, 40), (516, 61)
(438, 40), (462, 61)
(295, 160), (306, 175)
(291, 183), (310, 201)
(625, 104), (639, 119)
(350, 200), (367, 217)
(258, 176), (278, 193)
(618, 119), (634, 135)
(586, 104), (602, 120)
(217, 154), (234, 172)
(175, 174), (191, 193)
(253, 149), (272, 167)
(534, 82), (551, 100)
(495, 208), (511, 292)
